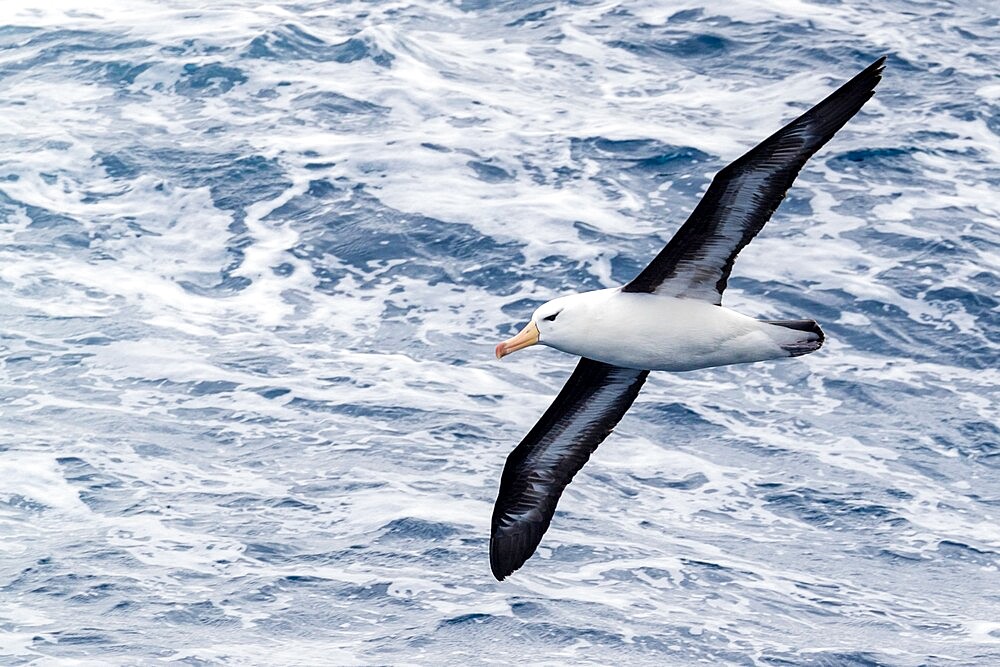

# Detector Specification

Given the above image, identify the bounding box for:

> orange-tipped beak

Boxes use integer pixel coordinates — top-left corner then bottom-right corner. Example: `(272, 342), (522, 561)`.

(495, 321), (540, 360)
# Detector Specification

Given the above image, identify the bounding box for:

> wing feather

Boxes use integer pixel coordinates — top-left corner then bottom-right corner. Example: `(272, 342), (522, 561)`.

(623, 56), (886, 302)
(490, 358), (648, 580)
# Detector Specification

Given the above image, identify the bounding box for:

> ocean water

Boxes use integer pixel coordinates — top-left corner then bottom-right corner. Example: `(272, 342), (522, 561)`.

(1, 0), (998, 664)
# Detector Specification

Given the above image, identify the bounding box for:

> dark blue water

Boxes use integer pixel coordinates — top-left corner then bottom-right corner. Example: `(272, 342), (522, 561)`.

(1, 1), (998, 664)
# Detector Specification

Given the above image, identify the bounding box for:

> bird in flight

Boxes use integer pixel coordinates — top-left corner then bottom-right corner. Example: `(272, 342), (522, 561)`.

(491, 56), (886, 580)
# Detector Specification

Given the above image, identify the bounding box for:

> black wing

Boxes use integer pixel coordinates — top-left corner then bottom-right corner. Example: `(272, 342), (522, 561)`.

(623, 56), (886, 303)
(491, 358), (648, 580)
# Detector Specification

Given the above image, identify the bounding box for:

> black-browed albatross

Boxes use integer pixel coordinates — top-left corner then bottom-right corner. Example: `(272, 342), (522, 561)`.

(490, 56), (886, 580)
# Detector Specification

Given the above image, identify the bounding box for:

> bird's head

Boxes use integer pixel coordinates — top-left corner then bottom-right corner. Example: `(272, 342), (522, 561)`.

(495, 293), (589, 360)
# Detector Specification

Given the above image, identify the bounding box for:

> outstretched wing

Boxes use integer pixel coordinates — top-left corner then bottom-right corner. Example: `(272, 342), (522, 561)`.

(491, 358), (648, 580)
(623, 56), (886, 303)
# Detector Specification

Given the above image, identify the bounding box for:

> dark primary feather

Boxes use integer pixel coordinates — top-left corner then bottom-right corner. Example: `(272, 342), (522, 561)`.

(623, 56), (886, 302)
(490, 359), (648, 580)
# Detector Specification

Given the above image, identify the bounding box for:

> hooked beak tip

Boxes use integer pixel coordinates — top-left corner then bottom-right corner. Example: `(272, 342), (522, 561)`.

(495, 321), (539, 361)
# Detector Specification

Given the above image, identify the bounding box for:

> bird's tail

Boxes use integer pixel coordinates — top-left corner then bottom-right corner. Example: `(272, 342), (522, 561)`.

(763, 319), (825, 357)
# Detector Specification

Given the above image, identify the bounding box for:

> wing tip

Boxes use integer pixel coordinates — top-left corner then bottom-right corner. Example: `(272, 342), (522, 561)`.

(489, 538), (507, 580)
(490, 522), (549, 581)
(489, 533), (527, 581)
(862, 54), (888, 89)
(838, 55), (887, 102)
(801, 54), (887, 139)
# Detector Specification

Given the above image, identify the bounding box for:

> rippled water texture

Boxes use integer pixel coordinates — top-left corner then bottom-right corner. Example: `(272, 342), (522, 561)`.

(1, 1), (998, 664)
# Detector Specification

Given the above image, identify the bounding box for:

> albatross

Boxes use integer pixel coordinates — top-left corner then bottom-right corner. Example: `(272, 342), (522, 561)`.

(490, 56), (886, 580)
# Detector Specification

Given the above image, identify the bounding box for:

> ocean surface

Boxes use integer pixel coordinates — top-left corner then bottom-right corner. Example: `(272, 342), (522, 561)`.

(1, 1), (998, 665)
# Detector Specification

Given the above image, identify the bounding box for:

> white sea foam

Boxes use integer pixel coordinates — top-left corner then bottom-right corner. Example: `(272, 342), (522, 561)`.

(1, 0), (998, 664)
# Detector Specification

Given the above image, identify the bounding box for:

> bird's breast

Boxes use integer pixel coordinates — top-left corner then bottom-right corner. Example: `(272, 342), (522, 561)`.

(549, 295), (786, 371)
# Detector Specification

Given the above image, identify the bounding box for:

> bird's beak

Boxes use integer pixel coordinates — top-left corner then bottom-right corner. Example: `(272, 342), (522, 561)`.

(495, 321), (540, 360)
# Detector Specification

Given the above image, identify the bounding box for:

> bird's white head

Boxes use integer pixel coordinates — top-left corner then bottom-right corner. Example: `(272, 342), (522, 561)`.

(495, 291), (607, 360)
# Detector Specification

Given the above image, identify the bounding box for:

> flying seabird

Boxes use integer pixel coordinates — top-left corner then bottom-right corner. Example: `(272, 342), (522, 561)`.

(490, 56), (886, 580)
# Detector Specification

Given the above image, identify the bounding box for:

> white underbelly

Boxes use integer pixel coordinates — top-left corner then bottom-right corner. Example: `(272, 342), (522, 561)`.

(547, 293), (789, 371)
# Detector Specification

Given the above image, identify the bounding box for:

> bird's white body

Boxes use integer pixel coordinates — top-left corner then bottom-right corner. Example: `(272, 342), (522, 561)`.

(534, 288), (812, 371)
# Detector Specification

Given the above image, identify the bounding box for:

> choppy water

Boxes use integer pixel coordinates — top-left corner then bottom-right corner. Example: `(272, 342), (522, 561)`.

(1, 1), (998, 665)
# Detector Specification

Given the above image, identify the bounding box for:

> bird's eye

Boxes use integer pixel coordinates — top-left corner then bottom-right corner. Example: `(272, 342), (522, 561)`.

(543, 311), (560, 322)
